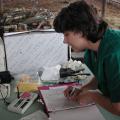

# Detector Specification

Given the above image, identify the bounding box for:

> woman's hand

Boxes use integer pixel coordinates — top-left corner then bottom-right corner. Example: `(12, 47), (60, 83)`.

(77, 90), (94, 105)
(64, 86), (83, 102)
(64, 86), (94, 105)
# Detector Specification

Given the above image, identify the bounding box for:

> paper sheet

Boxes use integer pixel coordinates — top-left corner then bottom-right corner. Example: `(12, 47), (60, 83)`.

(50, 105), (105, 120)
(20, 110), (48, 120)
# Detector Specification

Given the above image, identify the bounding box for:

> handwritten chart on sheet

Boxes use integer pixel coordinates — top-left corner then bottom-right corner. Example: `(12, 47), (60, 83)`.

(4, 31), (68, 74)
(41, 86), (81, 112)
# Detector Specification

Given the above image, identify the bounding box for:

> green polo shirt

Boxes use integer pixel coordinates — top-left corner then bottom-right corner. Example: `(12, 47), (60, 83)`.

(84, 28), (120, 103)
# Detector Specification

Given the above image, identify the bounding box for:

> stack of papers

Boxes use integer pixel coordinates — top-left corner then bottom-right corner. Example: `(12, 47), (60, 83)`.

(39, 85), (105, 120)
(40, 85), (93, 112)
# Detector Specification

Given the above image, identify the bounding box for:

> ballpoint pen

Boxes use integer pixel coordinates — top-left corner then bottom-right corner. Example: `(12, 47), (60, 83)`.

(69, 87), (77, 96)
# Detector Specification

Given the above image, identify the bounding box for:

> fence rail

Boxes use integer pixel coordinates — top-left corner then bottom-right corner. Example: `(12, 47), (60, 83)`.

(107, 0), (120, 8)
(107, 0), (120, 5)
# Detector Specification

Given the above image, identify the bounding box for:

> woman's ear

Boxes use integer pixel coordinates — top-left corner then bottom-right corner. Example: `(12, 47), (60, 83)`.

(78, 32), (83, 38)
(74, 31), (83, 38)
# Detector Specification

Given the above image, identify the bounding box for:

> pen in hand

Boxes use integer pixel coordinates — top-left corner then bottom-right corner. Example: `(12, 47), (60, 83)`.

(69, 87), (76, 97)
(68, 87), (82, 102)
(64, 86), (81, 100)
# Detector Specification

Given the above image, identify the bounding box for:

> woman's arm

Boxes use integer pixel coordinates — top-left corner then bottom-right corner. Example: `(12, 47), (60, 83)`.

(64, 77), (120, 116)
(88, 90), (120, 116)
(68, 85), (120, 116)
(81, 77), (98, 91)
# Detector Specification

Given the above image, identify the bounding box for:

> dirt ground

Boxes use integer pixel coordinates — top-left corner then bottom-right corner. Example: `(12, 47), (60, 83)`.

(39, 0), (120, 29)
(3, 0), (120, 29)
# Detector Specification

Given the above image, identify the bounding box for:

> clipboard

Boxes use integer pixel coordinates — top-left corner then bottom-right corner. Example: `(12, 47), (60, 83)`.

(38, 82), (81, 117)
(38, 83), (94, 117)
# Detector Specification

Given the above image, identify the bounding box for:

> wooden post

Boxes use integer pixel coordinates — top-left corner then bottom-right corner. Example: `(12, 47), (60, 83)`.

(0, 0), (3, 13)
(101, 0), (107, 18)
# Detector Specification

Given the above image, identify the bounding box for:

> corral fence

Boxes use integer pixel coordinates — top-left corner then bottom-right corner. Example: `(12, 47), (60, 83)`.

(107, 0), (120, 8)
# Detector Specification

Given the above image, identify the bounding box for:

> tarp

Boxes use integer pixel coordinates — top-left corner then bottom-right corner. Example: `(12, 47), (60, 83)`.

(4, 30), (69, 74)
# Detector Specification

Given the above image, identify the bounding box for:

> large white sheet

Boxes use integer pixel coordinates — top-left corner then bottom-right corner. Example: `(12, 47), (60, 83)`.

(4, 31), (68, 74)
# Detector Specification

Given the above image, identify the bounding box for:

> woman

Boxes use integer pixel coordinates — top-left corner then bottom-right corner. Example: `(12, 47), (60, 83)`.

(53, 0), (120, 115)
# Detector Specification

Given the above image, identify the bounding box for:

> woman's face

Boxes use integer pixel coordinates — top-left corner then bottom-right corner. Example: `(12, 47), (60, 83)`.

(63, 31), (88, 52)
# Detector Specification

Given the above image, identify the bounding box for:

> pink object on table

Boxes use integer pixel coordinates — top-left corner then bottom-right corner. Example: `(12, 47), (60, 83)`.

(20, 92), (31, 99)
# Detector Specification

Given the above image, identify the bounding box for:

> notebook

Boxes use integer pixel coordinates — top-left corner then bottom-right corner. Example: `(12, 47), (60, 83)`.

(38, 85), (105, 120)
